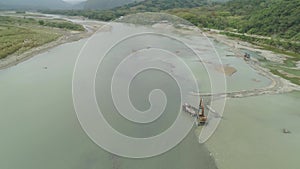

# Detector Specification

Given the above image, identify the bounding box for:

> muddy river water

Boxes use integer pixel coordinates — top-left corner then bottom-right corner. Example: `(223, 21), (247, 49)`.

(0, 20), (299, 169)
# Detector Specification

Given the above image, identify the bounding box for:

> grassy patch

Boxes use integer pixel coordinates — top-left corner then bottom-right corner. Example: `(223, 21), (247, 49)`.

(0, 25), (61, 59)
(0, 24), (60, 59)
(39, 19), (85, 31)
(260, 44), (300, 59)
(270, 69), (300, 86)
(0, 16), (84, 31)
(0, 15), (84, 59)
(221, 32), (300, 55)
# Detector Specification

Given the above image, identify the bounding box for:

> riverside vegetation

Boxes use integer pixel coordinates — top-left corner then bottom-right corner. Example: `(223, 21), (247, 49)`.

(40, 0), (300, 85)
(41, 0), (299, 53)
(0, 15), (84, 59)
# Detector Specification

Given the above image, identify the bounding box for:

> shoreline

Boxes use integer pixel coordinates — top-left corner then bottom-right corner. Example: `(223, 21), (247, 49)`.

(0, 16), (103, 70)
(205, 31), (300, 95)
(1, 15), (299, 94)
(169, 23), (300, 97)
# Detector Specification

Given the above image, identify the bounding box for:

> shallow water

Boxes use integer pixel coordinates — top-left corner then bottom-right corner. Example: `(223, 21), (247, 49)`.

(211, 40), (271, 91)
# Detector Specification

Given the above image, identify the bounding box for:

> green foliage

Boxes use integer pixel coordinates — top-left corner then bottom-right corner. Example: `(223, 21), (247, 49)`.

(15, 11), (26, 14)
(237, 0), (300, 41)
(40, 0), (300, 53)
(42, 20), (85, 31)
(0, 16), (84, 31)
(0, 25), (60, 59)
(85, 0), (143, 10)
(167, 6), (238, 29)
(270, 69), (300, 86)
(221, 32), (300, 54)
(124, 0), (209, 11)
(38, 20), (45, 25)
(41, 0), (212, 21)
(168, 0), (300, 41)
(40, 9), (119, 21)
(0, 16), (85, 59)
(168, 0), (300, 53)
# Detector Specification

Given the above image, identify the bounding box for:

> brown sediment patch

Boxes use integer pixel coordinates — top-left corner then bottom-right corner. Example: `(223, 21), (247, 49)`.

(215, 64), (237, 76)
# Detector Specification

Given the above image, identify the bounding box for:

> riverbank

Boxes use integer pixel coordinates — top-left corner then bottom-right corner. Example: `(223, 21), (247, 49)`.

(136, 21), (300, 97)
(206, 31), (300, 93)
(0, 13), (103, 70)
(165, 22), (300, 97)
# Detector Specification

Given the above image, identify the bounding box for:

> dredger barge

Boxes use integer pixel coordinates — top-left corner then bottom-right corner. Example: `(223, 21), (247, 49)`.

(182, 97), (207, 126)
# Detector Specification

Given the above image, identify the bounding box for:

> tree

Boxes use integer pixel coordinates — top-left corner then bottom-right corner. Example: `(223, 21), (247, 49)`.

(38, 20), (45, 25)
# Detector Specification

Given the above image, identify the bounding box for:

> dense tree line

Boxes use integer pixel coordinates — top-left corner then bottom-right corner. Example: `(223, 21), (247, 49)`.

(40, 0), (300, 52)
(39, 20), (85, 31)
(41, 0), (214, 21)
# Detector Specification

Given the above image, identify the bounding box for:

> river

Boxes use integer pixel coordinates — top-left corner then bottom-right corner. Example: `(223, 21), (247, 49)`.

(0, 16), (299, 169)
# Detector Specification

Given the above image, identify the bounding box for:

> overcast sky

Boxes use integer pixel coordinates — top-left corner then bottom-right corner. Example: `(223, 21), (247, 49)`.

(63, 0), (87, 3)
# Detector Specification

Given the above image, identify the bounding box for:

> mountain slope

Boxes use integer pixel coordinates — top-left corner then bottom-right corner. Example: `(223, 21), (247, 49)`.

(114, 0), (227, 11)
(240, 0), (300, 40)
(83, 0), (228, 10)
(0, 0), (71, 9)
(84, 0), (144, 10)
(167, 0), (299, 40)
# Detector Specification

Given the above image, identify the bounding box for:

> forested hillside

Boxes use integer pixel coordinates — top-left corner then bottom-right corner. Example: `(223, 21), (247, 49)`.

(168, 0), (300, 53)
(168, 0), (300, 40)
(41, 0), (300, 52)
(84, 0), (229, 10)
(240, 0), (299, 41)
(84, 0), (143, 10)
(41, 0), (225, 20)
